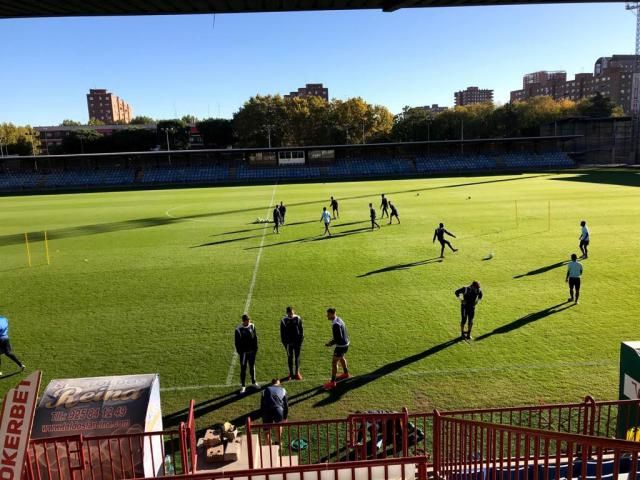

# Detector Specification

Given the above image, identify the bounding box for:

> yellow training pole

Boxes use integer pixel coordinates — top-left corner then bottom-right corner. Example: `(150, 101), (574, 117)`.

(24, 233), (32, 267)
(515, 200), (519, 228)
(44, 230), (51, 265)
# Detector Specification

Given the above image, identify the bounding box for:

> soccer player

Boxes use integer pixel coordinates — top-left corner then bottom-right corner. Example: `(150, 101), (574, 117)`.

(579, 220), (589, 259)
(280, 306), (304, 380)
(369, 203), (380, 230)
(323, 308), (350, 391)
(0, 315), (26, 376)
(330, 196), (339, 219)
(272, 206), (282, 234)
(455, 281), (483, 340)
(380, 194), (389, 218)
(279, 202), (287, 225)
(433, 223), (458, 258)
(235, 314), (258, 394)
(261, 378), (289, 424)
(321, 207), (332, 236)
(388, 201), (400, 225)
(566, 253), (583, 304)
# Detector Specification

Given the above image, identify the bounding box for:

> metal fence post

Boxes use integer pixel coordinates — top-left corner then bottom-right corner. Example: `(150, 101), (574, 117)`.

(246, 417), (254, 470)
(402, 407), (410, 458)
(433, 410), (441, 479)
(584, 396), (596, 436)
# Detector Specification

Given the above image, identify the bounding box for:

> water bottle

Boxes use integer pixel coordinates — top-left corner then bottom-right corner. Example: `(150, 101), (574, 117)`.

(164, 455), (175, 475)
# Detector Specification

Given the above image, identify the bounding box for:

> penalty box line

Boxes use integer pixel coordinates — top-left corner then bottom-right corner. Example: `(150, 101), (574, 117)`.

(163, 359), (614, 393)
(225, 182), (279, 386)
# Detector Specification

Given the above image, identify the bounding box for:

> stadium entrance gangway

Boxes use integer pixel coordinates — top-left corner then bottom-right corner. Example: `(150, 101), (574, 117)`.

(23, 397), (640, 480)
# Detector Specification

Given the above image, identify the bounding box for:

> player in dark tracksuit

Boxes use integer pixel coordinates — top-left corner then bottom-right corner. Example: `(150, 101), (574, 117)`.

(433, 223), (458, 258)
(235, 314), (258, 394)
(279, 202), (287, 225)
(323, 308), (351, 390)
(455, 281), (483, 340)
(281, 306), (304, 380)
(0, 315), (25, 375)
(388, 202), (400, 225)
(380, 194), (389, 218)
(261, 379), (289, 424)
(369, 203), (380, 230)
(273, 206), (282, 234)
(330, 197), (339, 219)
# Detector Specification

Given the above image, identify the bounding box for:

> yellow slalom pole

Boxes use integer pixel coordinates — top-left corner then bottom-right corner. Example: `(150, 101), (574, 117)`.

(515, 200), (519, 228)
(24, 233), (32, 267)
(44, 230), (51, 265)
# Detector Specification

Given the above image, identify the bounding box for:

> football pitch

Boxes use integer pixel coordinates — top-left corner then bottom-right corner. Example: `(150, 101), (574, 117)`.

(1, 169), (639, 429)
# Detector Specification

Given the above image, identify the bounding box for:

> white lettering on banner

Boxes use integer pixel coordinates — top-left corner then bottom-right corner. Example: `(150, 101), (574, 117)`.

(278, 158), (305, 165)
(0, 371), (41, 480)
(624, 373), (640, 399)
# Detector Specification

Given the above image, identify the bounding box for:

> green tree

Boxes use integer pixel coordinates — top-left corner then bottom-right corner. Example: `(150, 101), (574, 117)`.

(196, 118), (235, 148)
(130, 116), (155, 125)
(60, 119), (82, 126)
(181, 115), (197, 124)
(233, 95), (287, 147)
(88, 118), (105, 126)
(61, 128), (103, 154)
(156, 119), (190, 149)
(576, 93), (617, 118)
(0, 123), (40, 155)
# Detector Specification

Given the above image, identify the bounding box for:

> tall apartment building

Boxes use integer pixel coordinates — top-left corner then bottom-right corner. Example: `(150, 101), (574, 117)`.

(454, 87), (494, 106)
(284, 83), (329, 101)
(419, 104), (449, 114)
(510, 55), (638, 113)
(86, 89), (133, 124)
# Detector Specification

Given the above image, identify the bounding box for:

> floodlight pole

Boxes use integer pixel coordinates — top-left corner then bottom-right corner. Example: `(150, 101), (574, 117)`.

(626, 2), (640, 163)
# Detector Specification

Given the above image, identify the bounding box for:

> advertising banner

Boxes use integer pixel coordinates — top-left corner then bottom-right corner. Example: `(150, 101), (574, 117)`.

(30, 374), (163, 479)
(0, 371), (41, 480)
(618, 342), (640, 439)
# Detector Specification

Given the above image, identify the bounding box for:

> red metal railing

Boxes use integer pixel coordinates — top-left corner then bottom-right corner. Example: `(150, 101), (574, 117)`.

(434, 412), (640, 480)
(187, 399), (197, 474)
(246, 410), (411, 469)
(25, 428), (188, 480)
(124, 455), (429, 480)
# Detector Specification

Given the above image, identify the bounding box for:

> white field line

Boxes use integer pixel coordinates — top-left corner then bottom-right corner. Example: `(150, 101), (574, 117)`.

(161, 359), (614, 393)
(225, 183), (279, 386)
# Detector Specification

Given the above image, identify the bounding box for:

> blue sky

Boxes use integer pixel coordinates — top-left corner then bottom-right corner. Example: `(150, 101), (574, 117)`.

(0, 3), (634, 126)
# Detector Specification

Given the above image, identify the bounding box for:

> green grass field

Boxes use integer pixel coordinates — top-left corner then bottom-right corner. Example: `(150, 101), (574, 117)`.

(1, 169), (639, 430)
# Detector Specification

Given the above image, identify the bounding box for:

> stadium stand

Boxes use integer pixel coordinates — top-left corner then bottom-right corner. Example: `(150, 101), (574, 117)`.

(0, 151), (575, 193)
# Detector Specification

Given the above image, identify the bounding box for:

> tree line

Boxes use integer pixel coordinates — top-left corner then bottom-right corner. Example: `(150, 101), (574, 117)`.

(1, 93), (624, 156)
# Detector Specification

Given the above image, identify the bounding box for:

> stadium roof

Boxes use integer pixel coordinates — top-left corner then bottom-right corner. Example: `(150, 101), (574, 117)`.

(0, 0), (625, 19)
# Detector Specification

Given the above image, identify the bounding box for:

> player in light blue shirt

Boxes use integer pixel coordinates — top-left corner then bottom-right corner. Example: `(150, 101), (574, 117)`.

(565, 254), (584, 304)
(0, 315), (26, 375)
(320, 207), (332, 236)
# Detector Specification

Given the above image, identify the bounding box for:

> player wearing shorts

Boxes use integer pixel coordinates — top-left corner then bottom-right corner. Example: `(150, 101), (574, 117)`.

(323, 308), (350, 390)
(380, 194), (389, 218)
(455, 281), (483, 340)
(579, 220), (589, 259)
(388, 202), (400, 224)
(566, 253), (583, 305)
(280, 306), (304, 380)
(433, 223), (458, 258)
(321, 207), (332, 236)
(330, 197), (339, 219)
(235, 314), (258, 394)
(0, 315), (25, 376)
(369, 203), (380, 230)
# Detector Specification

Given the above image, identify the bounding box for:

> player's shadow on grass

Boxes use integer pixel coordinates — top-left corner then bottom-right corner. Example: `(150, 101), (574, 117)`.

(312, 337), (462, 407)
(244, 227), (371, 250)
(513, 261), (568, 278)
(0, 371), (22, 381)
(475, 302), (575, 342)
(163, 389), (262, 428)
(212, 220), (319, 237)
(193, 233), (278, 248)
(358, 258), (443, 277)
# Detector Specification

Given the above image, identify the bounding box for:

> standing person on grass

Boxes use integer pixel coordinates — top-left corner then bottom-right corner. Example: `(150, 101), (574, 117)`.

(281, 306), (304, 380)
(279, 202), (287, 225)
(235, 314), (258, 394)
(323, 308), (351, 391)
(273, 206), (282, 234)
(380, 194), (390, 218)
(330, 196), (339, 219)
(321, 207), (332, 236)
(388, 202), (400, 225)
(579, 220), (590, 259)
(455, 281), (483, 340)
(433, 223), (458, 258)
(0, 315), (26, 376)
(369, 203), (380, 230)
(566, 253), (583, 305)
